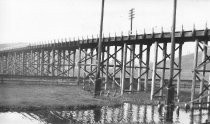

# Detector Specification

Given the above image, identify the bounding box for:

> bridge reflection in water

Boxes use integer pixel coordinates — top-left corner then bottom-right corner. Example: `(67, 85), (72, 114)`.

(0, 103), (209, 124)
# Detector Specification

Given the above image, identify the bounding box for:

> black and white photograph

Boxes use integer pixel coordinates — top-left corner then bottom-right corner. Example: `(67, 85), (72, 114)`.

(0, 0), (210, 123)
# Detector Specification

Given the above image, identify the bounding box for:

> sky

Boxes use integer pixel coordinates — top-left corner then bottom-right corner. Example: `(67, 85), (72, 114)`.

(0, 0), (210, 45)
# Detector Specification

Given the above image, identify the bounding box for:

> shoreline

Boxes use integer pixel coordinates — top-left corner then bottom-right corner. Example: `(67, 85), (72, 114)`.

(0, 83), (200, 112)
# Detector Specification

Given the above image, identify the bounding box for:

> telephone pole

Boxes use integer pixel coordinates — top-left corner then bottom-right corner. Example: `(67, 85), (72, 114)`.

(166, 0), (177, 122)
(129, 8), (135, 34)
(94, 0), (105, 96)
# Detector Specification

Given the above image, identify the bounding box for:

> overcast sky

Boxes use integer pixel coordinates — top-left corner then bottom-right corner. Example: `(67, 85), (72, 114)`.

(0, 0), (210, 44)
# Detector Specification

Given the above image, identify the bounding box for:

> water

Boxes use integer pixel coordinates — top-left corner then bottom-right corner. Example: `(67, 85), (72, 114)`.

(0, 103), (209, 124)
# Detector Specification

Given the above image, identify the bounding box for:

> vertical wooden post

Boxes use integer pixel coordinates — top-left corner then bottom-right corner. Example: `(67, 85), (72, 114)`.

(90, 48), (93, 75)
(36, 51), (39, 76)
(160, 43), (167, 96)
(22, 51), (25, 76)
(121, 43), (127, 95)
(73, 50), (76, 77)
(0, 54), (1, 74)
(41, 50), (44, 76)
(94, 0), (105, 96)
(77, 47), (81, 85)
(47, 50), (51, 76)
(14, 52), (17, 75)
(5, 53), (8, 74)
(0, 54), (2, 74)
(120, 45), (124, 89)
(151, 41), (158, 100)
(58, 50), (62, 77)
(144, 44), (150, 92)
(112, 46), (117, 88)
(102, 47), (105, 78)
(67, 50), (71, 77)
(105, 46), (109, 90)
(199, 41), (207, 108)
(62, 50), (66, 77)
(191, 39), (199, 109)
(129, 44), (135, 92)
(208, 75), (210, 109)
(166, 0), (177, 121)
(177, 43), (183, 101)
(84, 49), (87, 79)
(138, 44), (143, 91)
(52, 49), (55, 77)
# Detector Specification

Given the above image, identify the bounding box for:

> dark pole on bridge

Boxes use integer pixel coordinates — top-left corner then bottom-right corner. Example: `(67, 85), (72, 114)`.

(94, 0), (105, 97)
(166, 0), (177, 122)
(129, 8), (135, 34)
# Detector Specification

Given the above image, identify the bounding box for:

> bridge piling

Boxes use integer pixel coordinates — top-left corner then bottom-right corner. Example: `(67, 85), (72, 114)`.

(120, 45), (124, 91)
(191, 39), (199, 109)
(112, 45), (117, 89)
(52, 49), (55, 77)
(137, 44), (143, 91)
(176, 43), (183, 101)
(151, 41), (158, 100)
(144, 44), (151, 92)
(129, 44), (135, 93)
(160, 42), (167, 97)
(83, 49), (87, 83)
(199, 41), (207, 108)
(47, 50), (51, 76)
(77, 47), (81, 85)
(105, 46), (110, 90)
(121, 42), (127, 95)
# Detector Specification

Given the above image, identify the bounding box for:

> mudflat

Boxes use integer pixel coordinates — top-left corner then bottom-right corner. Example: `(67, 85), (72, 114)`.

(0, 84), (110, 110)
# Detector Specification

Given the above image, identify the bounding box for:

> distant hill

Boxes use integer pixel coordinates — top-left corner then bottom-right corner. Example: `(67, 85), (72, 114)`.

(164, 50), (210, 80)
(0, 43), (28, 51)
(0, 44), (11, 49)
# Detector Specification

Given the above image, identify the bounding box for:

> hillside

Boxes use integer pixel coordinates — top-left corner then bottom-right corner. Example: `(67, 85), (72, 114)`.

(165, 50), (210, 80)
(0, 43), (28, 50)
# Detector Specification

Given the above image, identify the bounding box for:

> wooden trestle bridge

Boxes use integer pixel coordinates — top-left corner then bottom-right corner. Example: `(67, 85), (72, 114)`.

(0, 27), (210, 108)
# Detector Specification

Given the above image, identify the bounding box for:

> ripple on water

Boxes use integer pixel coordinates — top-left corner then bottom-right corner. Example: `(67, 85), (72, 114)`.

(0, 103), (209, 124)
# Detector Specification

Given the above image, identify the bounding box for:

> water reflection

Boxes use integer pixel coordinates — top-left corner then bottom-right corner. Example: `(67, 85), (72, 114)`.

(0, 103), (209, 124)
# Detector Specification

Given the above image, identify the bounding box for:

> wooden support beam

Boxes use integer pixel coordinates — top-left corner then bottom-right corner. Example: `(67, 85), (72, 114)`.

(77, 47), (81, 85)
(22, 51), (26, 76)
(121, 43), (127, 95)
(151, 41), (158, 100)
(14, 52), (17, 75)
(144, 44), (151, 92)
(0, 54), (3, 74)
(177, 43), (183, 101)
(199, 41), (207, 108)
(67, 50), (71, 77)
(37, 51), (41, 76)
(83, 49), (87, 79)
(73, 50), (76, 77)
(129, 44), (135, 92)
(30, 50), (34, 75)
(137, 44), (143, 91)
(120, 45), (124, 90)
(101, 48), (105, 77)
(5, 53), (8, 74)
(160, 42), (167, 97)
(41, 50), (44, 76)
(208, 75), (210, 109)
(52, 50), (55, 77)
(112, 46), (117, 88)
(191, 39), (199, 109)
(62, 50), (66, 77)
(58, 50), (62, 76)
(105, 46), (109, 90)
